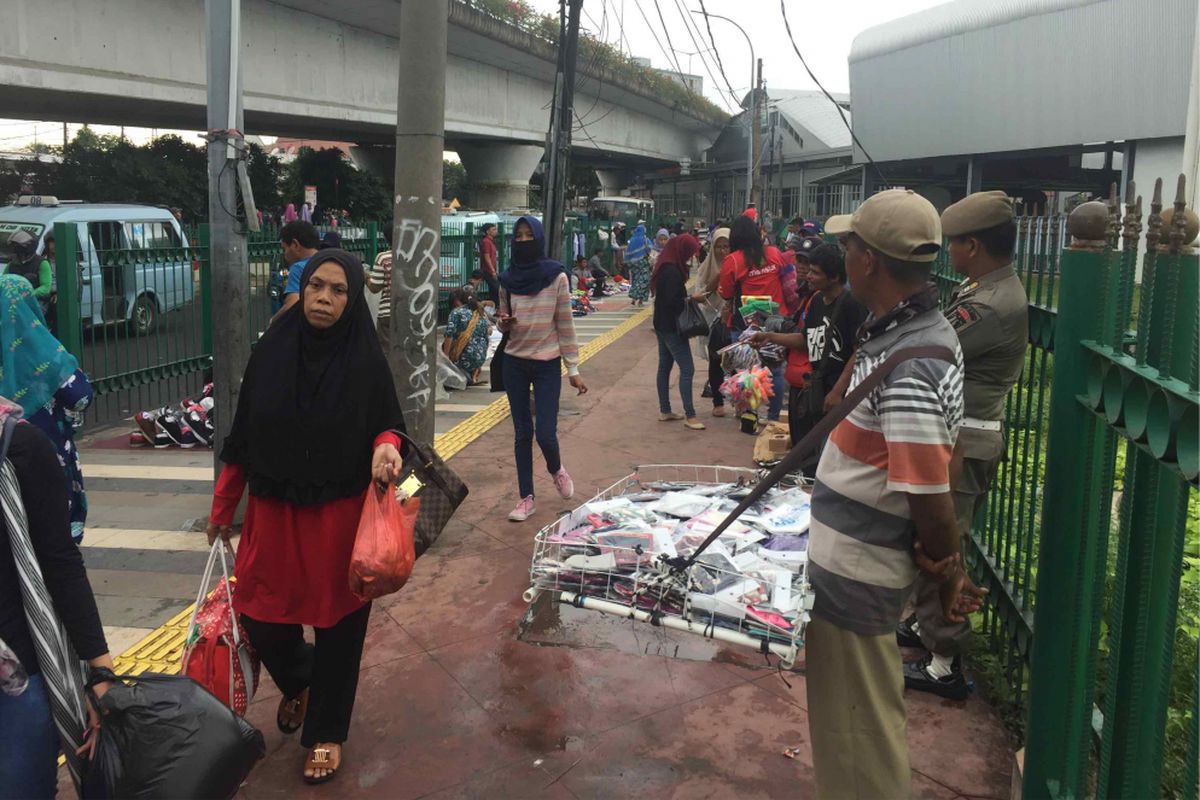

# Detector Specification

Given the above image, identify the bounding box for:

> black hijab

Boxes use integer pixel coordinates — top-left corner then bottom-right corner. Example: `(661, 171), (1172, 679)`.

(220, 249), (406, 505)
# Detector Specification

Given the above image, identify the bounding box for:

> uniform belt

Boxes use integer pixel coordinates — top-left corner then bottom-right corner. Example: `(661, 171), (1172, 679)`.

(961, 417), (1002, 432)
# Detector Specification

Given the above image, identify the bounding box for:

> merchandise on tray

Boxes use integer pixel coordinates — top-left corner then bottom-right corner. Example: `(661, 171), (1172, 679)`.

(528, 469), (814, 644)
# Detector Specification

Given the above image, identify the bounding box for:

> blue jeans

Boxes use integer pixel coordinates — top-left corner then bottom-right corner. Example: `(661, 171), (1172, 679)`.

(0, 673), (60, 800)
(767, 365), (785, 421)
(656, 331), (696, 418)
(503, 355), (563, 499)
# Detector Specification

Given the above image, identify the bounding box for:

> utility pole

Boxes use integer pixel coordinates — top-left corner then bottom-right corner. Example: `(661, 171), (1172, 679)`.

(389, 0), (447, 445)
(751, 58), (763, 210)
(205, 0), (250, 476)
(542, 0), (584, 264)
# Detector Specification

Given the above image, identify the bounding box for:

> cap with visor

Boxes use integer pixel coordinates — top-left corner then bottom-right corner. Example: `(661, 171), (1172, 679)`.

(825, 189), (942, 263)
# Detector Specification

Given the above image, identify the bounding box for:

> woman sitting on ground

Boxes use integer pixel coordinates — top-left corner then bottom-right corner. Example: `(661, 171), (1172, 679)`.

(207, 249), (407, 785)
(443, 288), (491, 385)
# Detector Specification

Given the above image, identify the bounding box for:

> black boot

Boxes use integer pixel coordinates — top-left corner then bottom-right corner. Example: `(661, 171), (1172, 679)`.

(903, 653), (969, 701)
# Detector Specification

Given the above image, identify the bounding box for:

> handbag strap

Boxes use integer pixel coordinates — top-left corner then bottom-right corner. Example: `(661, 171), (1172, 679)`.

(385, 429), (455, 497)
(666, 344), (957, 571)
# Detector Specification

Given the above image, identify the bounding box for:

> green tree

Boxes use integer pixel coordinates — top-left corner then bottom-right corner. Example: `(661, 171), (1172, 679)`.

(245, 143), (282, 217)
(280, 147), (389, 221)
(443, 159), (470, 206)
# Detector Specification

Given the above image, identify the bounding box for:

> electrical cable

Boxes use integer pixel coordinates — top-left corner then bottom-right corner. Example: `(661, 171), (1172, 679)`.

(778, 0), (885, 185)
(630, 0), (687, 84)
(695, 0), (740, 108)
(669, 0), (739, 110)
(649, 0), (694, 93)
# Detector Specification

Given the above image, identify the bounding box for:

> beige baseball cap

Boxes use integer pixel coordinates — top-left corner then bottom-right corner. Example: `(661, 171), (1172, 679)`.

(825, 189), (942, 263)
(941, 190), (1014, 237)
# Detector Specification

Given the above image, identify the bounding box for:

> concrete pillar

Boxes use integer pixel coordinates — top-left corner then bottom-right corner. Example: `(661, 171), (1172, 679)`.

(456, 142), (544, 210)
(595, 168), (635, 196)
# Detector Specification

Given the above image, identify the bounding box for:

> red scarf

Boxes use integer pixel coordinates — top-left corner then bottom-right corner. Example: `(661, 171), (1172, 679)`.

(650, 234), (699, 294)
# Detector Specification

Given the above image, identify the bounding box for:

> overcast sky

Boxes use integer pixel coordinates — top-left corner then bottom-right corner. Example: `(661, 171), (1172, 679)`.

(0, 0), (948, 150)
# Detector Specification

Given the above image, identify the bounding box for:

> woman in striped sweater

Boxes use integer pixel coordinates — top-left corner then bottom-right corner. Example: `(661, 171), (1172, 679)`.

(498, 216), (588, 522)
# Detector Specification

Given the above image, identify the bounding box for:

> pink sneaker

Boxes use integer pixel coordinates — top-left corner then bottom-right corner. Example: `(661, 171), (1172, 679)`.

(553, 466), (575, 500)
(508, 496), (536, 522)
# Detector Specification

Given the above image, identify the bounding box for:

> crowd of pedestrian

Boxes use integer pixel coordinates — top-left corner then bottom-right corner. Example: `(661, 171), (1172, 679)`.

(0, 171), (1032, 797)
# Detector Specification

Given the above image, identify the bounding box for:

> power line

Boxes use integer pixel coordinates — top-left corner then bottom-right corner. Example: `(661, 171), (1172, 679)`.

(694, 0), (741, 108)
(669, 0), (739, 110)
(630, 0), (687, 84)
(778, 0), (885, 185)
(649, 0), (693, 91)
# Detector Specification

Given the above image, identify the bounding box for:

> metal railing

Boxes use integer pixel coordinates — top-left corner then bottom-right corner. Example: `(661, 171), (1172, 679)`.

(54, 217), (615, 426)
(933, 182), (1198, 799)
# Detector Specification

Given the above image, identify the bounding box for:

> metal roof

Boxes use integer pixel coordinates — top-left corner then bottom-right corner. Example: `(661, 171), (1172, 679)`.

(768, 90), (853, 154)
(848, 0), (1196, 162)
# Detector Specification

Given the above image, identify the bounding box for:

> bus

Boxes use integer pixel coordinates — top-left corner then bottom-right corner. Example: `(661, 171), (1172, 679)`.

(587, 196), (655, 228)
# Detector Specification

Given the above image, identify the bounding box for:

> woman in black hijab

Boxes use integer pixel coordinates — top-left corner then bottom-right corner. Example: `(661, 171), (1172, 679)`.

(206, 249), (406, 784)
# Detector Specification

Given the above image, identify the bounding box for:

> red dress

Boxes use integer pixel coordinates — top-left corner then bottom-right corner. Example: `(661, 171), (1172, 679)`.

(210, 431), (402, 629)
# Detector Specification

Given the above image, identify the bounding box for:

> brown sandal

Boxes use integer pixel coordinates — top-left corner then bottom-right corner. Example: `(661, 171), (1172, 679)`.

(276, 688), (308, 734)
(303, 743), (342, 784)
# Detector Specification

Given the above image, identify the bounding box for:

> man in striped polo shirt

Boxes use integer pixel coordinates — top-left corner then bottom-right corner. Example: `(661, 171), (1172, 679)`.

(810, 190), (967, 799)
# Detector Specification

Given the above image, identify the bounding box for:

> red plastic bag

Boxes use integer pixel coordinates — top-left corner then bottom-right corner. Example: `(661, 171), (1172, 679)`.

(182, 541), (260, 716)
(349, 485), (419, 601)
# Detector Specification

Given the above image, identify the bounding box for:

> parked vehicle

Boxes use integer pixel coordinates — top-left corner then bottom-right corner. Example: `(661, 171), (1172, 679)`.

(0, 197), (195, 335)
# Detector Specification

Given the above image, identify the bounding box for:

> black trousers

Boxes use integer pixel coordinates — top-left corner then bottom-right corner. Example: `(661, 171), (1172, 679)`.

(707, 321), (729, 408)
(240, 602), (372, 747)
(482, 273), (500, 305)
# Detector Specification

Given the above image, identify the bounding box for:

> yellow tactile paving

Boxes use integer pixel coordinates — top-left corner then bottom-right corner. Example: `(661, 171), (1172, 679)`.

(113, 305), (654, 674)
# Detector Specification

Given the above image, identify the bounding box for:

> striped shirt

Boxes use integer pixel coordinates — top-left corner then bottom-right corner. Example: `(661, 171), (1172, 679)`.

(367, 252), (392, 318)
(808, 309), (964, 636)
(499, 273), (581, 376)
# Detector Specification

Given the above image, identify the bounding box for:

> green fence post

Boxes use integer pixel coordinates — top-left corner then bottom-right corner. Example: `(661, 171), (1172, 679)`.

(367, 221), (379, 267)
(463, 222), (474, 286)
(199, 223), (213, 356)
(1023, 201), (1123, 799)
(1096, 180), (1199, 797)
(53, 222), (83, 362)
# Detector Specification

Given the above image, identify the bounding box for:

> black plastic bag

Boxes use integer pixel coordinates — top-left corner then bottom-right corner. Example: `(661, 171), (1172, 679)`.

(82, 667), (265, 800)
(676, 298), (713, 338)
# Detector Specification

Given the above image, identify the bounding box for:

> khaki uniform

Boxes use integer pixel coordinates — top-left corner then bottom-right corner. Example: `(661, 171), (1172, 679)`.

(912, 264), (1028, 655)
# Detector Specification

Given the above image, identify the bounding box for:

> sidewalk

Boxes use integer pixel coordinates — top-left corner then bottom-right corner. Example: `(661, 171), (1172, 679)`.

(235, 316), (1015, 799)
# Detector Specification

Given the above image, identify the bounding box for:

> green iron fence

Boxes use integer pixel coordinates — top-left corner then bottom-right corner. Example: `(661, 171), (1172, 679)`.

(55, 216), (611, 427)
(934, 179), (1198, 798)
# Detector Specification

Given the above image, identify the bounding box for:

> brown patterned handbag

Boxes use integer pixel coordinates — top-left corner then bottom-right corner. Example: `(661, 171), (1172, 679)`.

(388, 430), (470, 556)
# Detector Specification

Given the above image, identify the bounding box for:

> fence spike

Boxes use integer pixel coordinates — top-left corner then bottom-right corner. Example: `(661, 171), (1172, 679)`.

(1106, 182), (1121, 247)
(1167, 174), (1189, 254)
(1146, 178), (1164, 253)
(1122, 182), (1142, 250)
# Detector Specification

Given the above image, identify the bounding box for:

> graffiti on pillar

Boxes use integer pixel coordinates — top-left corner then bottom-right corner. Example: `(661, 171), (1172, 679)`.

(392, 217), (440, 408)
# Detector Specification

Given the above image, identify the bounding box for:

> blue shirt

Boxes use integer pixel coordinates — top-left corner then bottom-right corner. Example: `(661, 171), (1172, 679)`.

(284, 257), (311, 296)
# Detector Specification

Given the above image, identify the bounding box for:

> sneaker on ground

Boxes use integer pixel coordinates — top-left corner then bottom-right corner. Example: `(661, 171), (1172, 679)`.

(185, 409), (212, 447)
(134, 411), (161, 443)
(896, 614), (923, 649)
(156, 411), (198, 448)
(553, 467), (574, 500)
(508, 496), (536, 522)
(712, 406), (726, 417)
(903, 654), (969, 701)
(658, 412), (684, 421)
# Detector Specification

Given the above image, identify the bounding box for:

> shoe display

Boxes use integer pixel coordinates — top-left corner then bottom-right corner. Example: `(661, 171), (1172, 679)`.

(553, 467), (574, 500)
(903, 654), (969, 701)
(896, 614), (923, 649)
(508, 496), (536, 522)
(185, 408), (214, 447)
(156, 410), (198, 448)
(129, 430), (149, 447)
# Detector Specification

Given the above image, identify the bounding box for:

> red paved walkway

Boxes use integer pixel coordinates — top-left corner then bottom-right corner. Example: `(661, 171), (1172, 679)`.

(237, 318), (1014, 799)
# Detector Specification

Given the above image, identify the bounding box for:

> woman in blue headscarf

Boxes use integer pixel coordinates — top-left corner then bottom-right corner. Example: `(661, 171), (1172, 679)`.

(624, 224), (653, 306)
(496, 216), (587, 523)
(0, 275), (93, 541)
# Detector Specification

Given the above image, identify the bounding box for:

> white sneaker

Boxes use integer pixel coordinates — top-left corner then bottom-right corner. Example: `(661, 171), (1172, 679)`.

(508, 496), (536, 522)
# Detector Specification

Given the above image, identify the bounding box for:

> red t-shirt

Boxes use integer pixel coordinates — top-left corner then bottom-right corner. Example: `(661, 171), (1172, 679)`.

(718, 245), (788, 322)
(479, 236), (498, 277)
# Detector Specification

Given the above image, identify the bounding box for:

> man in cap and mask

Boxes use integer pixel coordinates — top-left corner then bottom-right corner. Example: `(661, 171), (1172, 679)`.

(897, 191), (1028, 700)
(807, 189), (967, 798)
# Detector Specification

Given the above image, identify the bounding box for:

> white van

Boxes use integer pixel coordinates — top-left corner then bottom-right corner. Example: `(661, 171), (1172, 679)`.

(0, 197), (195, 335)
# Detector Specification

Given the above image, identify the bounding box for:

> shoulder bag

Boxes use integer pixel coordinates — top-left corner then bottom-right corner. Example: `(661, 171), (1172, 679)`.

(489, 292), (513, 393)
(388, 429), (470, 557)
